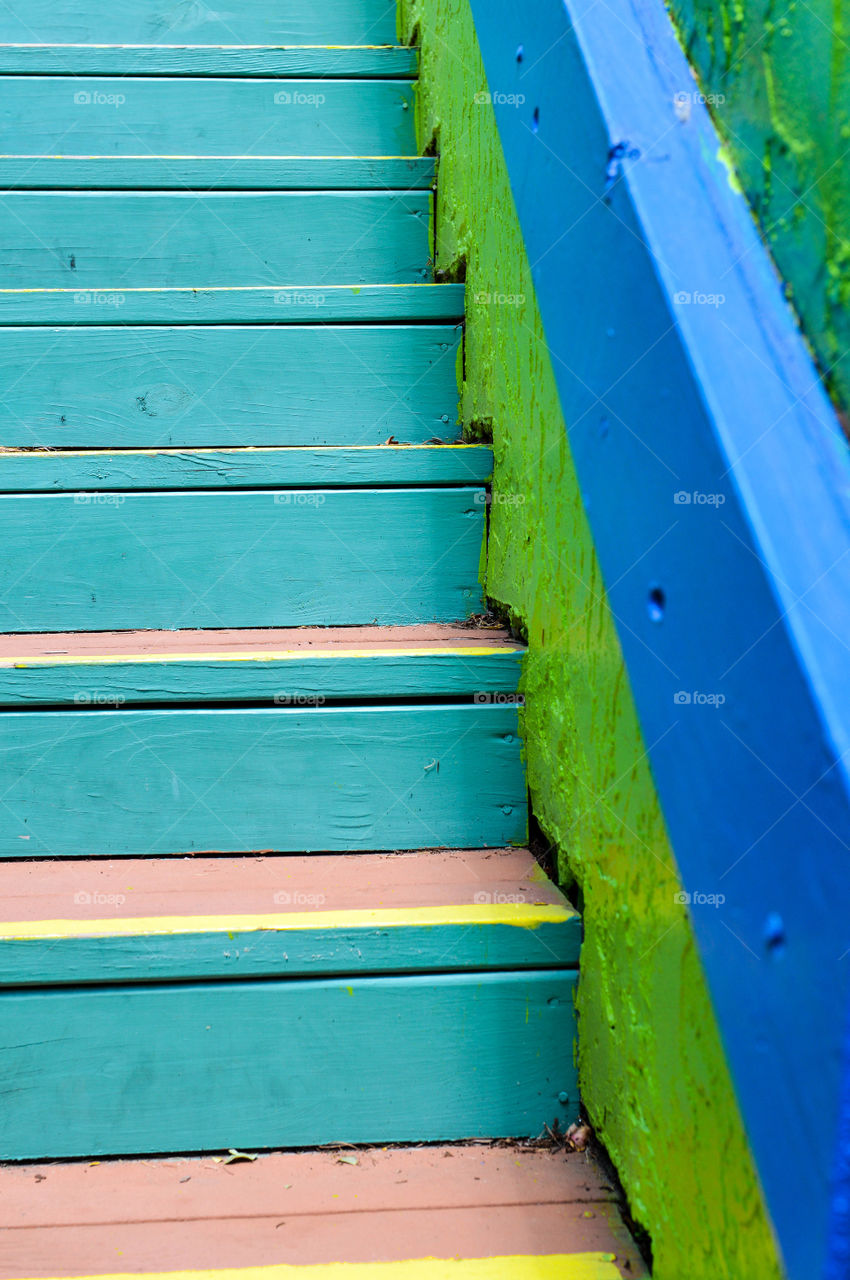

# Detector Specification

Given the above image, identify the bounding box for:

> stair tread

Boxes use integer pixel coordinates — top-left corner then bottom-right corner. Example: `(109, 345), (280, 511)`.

(0, 155), (436, 189)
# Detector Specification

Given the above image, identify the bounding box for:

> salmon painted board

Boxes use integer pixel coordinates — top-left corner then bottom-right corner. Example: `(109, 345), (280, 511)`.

(0, 328), (460, 448)
(0, 703), (525, 856)
(0, 487), (484, 631)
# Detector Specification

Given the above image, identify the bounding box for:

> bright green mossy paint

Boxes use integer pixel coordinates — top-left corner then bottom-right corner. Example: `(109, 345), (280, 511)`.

(398, 1), (784, 1275)
(668, 0), (850, 417)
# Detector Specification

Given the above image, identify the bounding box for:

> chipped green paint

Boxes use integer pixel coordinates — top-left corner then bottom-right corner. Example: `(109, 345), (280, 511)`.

(398, 1), (784, 1275)
(669, 0), (850, 414)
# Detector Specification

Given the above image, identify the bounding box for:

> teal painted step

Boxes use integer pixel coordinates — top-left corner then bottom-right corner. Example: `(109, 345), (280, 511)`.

(0, 848), (578, 983)
(0, 487), (484, 631)
(0, 327), (460, 448)
(0, 78), (416, 157)
(0, 46), (419, 77)
(0, 623), (521, 705)
(0, 156), (435, 190)
(0, 284), (465, 325)
(0, 970), (576, 1158)
(0, 1), (399, 44)
(0, 446), (489, 491)
(0, 704), (525, 856)
(0, 192), (430, 287)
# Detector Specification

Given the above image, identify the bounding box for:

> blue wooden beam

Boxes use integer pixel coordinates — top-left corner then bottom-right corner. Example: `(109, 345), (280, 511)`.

(467, 1), (850, 1275)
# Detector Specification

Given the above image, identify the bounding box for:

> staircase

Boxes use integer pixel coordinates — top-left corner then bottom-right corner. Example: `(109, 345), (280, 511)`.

(0, 2), (629, 1275)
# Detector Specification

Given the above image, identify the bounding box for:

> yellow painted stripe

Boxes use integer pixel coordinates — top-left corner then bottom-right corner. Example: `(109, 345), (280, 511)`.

(0, 902), (576, 941)
(2, 646), (517, 669)
(6, 1256), (622, 1280)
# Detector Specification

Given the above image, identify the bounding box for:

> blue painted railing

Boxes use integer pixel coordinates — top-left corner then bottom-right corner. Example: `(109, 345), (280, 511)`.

(467, 1), (850, 1276)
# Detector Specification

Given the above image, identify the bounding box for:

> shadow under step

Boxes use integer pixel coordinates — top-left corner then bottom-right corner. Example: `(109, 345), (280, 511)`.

(0, 626), (526, 855)
(0, 849), (579, 1158)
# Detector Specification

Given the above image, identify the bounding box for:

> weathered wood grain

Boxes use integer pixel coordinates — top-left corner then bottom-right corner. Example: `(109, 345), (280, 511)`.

(0, 285), (464, 325)
(0, 46), (419, 77)
(0, 1), (400, 45)
(0, 78), (415, 157)
(0, 487), (484, 630)
(0, 327), (460, 448)
(0, 156), (435, 189)
(0, 703), (525, 855)
(0, 447), (485, 491)
(0, 191), (431, 286)
(0, 970), (576, 1157)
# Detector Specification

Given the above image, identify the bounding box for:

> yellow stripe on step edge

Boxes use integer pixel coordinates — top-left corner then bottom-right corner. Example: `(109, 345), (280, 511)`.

(6, 1255), (623, 1280)
(1, 647), (517, 668)
(0, 902), (576, 941)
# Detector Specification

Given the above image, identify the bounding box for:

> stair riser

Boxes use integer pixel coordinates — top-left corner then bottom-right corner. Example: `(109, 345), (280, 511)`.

(0, 704), (524, 856)
(0, 487), (483, 631)
(0, 192), (431, 287)
(0, 78), (415, 156)
(0, 971), (577, 1158)
(0, 0), (399, 44)
(0, 326), (459, 449)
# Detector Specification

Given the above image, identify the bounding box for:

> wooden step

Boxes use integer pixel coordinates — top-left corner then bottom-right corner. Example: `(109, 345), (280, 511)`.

(0, 155), (436, 189)
(0, 1), (400, 45)
(0, 623), (521, 704)
(0, 284), (465, 325)
(0, 45), (420, 77)
(0, 327), (460, 448)
(0, 192), (430, 287)
(0, 848), (576, 983)
(0, 852), (574, 1158)
(0, 1148), (646, 1278)
(0, 484), (484, 631)
(0, 77), (416, 157)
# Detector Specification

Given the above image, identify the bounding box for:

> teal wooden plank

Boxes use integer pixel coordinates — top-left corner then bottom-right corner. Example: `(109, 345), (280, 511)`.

(0, 487), (484, 631)
(0, 2), (399, 45)
(0, 704), (525, 855)
(0, 156), (435, 190)
(0, 971), (577, 1158)
(0, 446), (487, 490)
(0, 46), (419, 77)
(0, 78), (415, 158)
(0, 192), (431, 287)
(0, 644), (521, 707)
(0, 327), (460, 448)
(0, 285), (464, 325)
(0, 920), (579, 986)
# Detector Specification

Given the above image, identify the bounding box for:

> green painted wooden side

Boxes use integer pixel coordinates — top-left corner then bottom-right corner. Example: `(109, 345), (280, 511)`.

(0, 192), (431, 287)
(0, 156), (435, 190)
(0, 285), (464, 325)
(0, 328), (460, 448)
(0, 648), (522, 706)
(0, 970), (577, 1158)
(0, 46), (418, 77)
(0, 704), (525, 855)
(0, 78), (415, 157)
(0, 1), (400, 45)
(0, 487), (484, 631)
(0, 920), (580, 986)
(0, 447), (486, 491)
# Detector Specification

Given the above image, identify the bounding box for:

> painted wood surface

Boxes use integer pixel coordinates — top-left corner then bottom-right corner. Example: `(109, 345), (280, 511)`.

(0, 703), (525, 855)
(0, 285), (464, 325)
(0, 969), (577, 1157)
(0, 156), (435, 190)
(0, 78), (415, 158)
(0, 1147), (648, 1279)
(0, 2), (400, 45)
(0, 487), (484, 631)
(0, 46), (419, 77)
(0, 447), (486, 491)
(0, 1259), (625, 1280)
(0, 192), (431, 287)
(0, 328), (460, 448)
(0, 642), (519, 706)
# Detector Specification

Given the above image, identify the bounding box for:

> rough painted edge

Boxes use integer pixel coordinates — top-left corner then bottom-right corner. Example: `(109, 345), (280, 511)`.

(1, 1259), (622, 1280)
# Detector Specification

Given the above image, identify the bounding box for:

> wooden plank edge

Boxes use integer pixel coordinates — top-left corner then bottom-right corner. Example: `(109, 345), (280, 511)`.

(0, 1257), (623, 1280)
